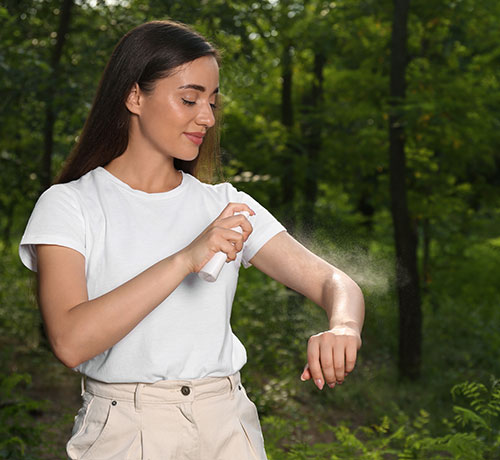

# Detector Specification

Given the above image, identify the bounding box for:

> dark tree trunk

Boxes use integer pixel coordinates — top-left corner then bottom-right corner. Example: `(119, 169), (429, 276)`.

(38, 0), (74, 347)
(357, 188), (376, 233)
(1, 200), (15, 252)
(389, 0), (422, 380)
(422, 217), (431, 295)
(301, 52), (325, 230)
(279, 41), (304, 336)
(280, 41), (296, 233)
(41, 0), (74, 192)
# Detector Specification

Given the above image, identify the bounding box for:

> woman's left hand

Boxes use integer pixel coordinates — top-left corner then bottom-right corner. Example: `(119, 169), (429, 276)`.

(300, 325), (361, 390)
(248, 231), (364, 390)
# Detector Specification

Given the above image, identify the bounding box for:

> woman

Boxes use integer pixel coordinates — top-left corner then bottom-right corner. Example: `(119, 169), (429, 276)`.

(19, 20), (364, 460)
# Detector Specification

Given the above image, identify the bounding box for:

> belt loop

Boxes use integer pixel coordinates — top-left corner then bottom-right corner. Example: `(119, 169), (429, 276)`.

(135, 383), (144, 412)
(228, 374), (238, 399)
(80, 376), (86, 396)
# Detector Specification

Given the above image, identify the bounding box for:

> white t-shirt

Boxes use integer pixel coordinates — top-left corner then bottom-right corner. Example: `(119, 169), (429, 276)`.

(19, 166), (286, 383)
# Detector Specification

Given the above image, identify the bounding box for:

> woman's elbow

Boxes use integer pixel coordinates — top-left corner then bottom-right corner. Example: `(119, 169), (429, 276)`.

(351, 278), (364, 302)
(334, 269), (363, 296)
(49, 334), (85, 369)
(347, 276), (365, 310)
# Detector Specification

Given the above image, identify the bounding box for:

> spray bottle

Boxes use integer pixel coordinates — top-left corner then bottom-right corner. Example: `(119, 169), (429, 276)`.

(198, 211), (251, 282)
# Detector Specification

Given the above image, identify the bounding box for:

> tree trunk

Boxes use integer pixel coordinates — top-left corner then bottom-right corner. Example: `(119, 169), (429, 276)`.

(280, 41), (296, 233)
(1, 200), (15, 253)
(389, 0), (422, 380)
(41, 0), (74, 192)
(279, 40), (305, 336)
(301, 51), (325, 230)
(38, 0), (74, 347)
(357, 186), (376, 234)
(422, 217), (431, 294)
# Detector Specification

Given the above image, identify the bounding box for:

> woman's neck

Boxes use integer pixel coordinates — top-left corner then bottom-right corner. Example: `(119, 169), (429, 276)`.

(104, 149), (182, 194)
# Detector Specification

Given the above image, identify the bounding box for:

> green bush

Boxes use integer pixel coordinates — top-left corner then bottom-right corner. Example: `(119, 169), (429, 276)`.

(0, 247), (41, 349)
(262, 379), (500, 459)
(0, 372), (47, 460)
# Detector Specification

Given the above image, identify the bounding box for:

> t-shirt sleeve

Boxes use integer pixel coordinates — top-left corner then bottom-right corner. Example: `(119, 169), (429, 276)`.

(18, 185), (86, 272)
(228, 185), (287, 268)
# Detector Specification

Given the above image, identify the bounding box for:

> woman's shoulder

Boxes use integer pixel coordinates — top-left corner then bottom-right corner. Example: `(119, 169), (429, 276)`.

(35, 168), (102, 214)
(189, 175), (242, 193)
(37, 182), (80, 207)
(186, 174), (240, 198)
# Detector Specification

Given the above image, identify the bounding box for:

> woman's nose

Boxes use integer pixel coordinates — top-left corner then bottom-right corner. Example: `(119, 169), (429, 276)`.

(196, 102), (216, 128)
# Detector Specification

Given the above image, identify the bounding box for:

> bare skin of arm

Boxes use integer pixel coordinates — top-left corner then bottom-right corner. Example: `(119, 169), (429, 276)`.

(37, 203), (254, 368)
(250, 231), (365, 390)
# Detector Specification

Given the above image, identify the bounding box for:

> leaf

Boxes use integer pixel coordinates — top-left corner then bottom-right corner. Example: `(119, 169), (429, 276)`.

(453, 406), (490, 431)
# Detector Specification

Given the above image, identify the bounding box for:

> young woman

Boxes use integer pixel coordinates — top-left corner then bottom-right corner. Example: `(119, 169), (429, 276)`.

(19, 20), (364, 460)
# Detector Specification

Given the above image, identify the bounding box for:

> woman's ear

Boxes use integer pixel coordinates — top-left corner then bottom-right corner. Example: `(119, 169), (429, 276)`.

(125, 83), (142, 115)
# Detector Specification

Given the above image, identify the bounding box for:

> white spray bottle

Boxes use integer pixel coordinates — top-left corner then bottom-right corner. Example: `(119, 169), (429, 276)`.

(198, 211), (251, 282)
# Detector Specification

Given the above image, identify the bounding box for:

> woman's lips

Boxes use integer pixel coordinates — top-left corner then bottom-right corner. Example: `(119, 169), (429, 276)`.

(184, 132), (205, 146)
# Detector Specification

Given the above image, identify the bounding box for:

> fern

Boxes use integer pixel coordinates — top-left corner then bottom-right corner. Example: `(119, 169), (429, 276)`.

(452, 379), (500, 435)
(263, 379), (500, 459)
(453, 406), (490, 431)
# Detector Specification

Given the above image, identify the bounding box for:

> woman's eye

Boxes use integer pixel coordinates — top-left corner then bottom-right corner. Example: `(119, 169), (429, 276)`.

(182, 98), (196, 106)
(210, 103), (217, 111)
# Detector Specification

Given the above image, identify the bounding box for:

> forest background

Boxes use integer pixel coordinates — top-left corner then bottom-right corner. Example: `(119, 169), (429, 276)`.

(1, 0), (500, 458)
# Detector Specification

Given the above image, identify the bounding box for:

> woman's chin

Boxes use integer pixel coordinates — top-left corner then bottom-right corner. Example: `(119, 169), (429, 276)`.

(177, 151), (200, 163)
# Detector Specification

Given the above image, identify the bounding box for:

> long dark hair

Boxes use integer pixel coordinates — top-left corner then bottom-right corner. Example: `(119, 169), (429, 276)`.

(55, 20), (221, 185)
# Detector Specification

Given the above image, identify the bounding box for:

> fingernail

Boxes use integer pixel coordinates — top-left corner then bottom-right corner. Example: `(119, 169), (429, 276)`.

(315, 379), (324, 390)
(300, 374), (306, 382)
(328, 383), (336, 389)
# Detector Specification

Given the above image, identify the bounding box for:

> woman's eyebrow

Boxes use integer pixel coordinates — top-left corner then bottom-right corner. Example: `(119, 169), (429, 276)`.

(178, 84), (219, 94)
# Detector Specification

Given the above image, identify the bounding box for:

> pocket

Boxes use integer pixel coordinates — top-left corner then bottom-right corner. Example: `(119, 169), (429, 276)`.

(66, 392), (95, 459)
(66, 395), (117, 460)
(71, 392), (95, 438)
(236, 386), (268, 460)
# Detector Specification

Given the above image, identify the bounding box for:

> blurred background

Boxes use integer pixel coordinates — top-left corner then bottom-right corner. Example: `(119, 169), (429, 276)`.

(1, 0), (500, 458)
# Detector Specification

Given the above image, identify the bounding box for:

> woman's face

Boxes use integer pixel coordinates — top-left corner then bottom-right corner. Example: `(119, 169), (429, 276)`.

(129, 55), (219, 162)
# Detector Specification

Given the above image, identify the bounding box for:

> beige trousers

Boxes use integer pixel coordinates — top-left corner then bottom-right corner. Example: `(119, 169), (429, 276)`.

(66, 371), (268, 460)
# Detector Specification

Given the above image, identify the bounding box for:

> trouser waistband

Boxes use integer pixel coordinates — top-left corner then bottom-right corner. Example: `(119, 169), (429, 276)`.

(82, 372), (242, 408)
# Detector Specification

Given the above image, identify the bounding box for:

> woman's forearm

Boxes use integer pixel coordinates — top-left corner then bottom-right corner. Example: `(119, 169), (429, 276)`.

(39, 249), (191, 368)
(38, 202), (254, 369)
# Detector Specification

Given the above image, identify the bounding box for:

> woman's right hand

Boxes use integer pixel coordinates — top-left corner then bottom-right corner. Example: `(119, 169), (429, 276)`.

(179, 202), (255, 274)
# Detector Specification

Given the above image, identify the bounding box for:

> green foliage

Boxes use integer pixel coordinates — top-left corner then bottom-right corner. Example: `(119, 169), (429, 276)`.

(0, 373), (46, 460)
(232, 267), (313, 415)
(1, 0), (500, 457)
(452, 381), (500, 434)
(261, 379), (500, 459)
(0, 248), (40, 348)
